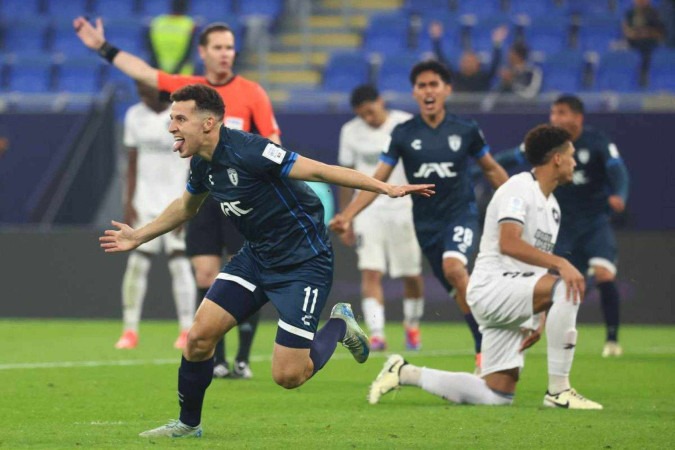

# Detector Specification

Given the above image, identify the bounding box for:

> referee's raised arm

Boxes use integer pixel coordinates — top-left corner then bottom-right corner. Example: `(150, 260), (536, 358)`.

(73, 16), (158, 88)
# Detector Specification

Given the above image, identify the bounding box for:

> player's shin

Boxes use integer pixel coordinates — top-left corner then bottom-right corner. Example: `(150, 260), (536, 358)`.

(121, 252), (151, 332)
(178, 356), (214, 427)
(598, 281), (620, 342)
(308, 319), (346, 374)
(417, 367), (513, 405)
(546, 283), (580, 394)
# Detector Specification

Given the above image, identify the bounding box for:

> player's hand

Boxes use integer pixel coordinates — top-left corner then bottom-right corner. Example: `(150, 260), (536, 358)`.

(608, 195), (625, 213)
(73, 16), (106, 50)
(99, 220), (141, 253)
(519, 329), (541, 352)
(329, 213), (351, 235)
(558, 259), (586, 304)
(492, 25), (509, 44)
(386, 184), (435, 198)
(429, 21), (443, 39)
(338, 227), (356, 247)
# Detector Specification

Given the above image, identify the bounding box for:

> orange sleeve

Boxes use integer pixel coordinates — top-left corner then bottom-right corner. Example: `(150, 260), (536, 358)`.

(249, 82), (281, 138)
(156, 72), (204, 93)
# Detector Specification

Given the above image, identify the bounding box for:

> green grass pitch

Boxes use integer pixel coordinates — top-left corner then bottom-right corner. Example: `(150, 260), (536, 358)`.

(1, 320), (673, 448)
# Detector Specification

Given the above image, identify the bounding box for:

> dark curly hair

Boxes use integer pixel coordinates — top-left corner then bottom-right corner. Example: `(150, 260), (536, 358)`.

(170, 84), (225, 121)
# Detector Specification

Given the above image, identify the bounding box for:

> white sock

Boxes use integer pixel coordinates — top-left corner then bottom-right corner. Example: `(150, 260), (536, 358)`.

(361, 297), (385, 338)
(546, 282), (580, 394)
(168, 256), (197, 331)
(121, 252), (151, 333)
(403, 297), (424, 328)
(418, 367), (513, 405)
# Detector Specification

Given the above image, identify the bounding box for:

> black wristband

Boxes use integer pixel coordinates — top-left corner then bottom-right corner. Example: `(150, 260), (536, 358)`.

(97, 41), (120, 63)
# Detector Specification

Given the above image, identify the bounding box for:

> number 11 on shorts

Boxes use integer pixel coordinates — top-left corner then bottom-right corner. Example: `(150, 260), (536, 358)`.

(303, 286), (318, 313)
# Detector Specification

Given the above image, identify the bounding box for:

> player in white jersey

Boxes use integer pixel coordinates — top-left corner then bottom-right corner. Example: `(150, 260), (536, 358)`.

(338, 85), (424, 351)
(368, 125), (603, 409)
(114, 82), (196, 350)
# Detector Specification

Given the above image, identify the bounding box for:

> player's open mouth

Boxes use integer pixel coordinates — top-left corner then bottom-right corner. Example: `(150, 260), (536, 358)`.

(173, 138), (185, 152)
(424, 98), (435, 106)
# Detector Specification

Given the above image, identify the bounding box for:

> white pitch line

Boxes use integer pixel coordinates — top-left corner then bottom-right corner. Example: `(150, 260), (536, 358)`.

(1, 347), (673, 371)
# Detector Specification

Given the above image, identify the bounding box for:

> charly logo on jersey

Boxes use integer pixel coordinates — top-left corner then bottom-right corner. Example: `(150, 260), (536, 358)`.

(577, 149), (590, 164)
(219, 200), (252, 217)
(448, 134), (462, 152)
(411, 139), (422, 150)
(413, 162), (457, 178)
(227, 168), (239, 186)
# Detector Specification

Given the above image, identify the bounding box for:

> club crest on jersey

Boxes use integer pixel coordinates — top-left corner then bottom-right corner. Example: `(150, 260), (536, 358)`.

(552, 208), (560, 224)
(448, 135), (462, 152)
(227, 168), (239, 186)
(577, 149), (590, 164)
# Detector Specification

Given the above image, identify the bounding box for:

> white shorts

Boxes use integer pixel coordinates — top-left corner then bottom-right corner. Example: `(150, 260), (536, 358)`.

(135, 212), (187, 255)
(467, 270), (542, 376)
(353, 207), (421, 278)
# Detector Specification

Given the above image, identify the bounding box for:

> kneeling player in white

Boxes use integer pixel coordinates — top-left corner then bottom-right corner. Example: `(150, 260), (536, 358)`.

(369, 124), (603, 409)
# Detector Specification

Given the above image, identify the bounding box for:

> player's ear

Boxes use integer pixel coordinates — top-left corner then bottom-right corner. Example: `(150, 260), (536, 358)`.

(202, 115), (216, 132)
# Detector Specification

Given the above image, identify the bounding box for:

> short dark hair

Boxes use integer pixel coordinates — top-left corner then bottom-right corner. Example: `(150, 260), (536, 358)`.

(199, 23), (234, 47)
(510, 41), (529, 61)
(171, 0), (188, 14)
(524, 124), (572, 166)
(409, 59), (452, 86)
(350, 84), (379, 108)
(553, 94), (585, 114)
(170, 84), (225, 121)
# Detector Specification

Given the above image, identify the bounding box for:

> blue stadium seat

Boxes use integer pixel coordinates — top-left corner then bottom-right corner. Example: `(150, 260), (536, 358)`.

(239, 0), (283, 18)
(56, 56), (105, 93)
(595, 50), (642, 92)
(566, 0), (617, 16)
(578, 15), (622, 53)
(104, 66), (137, 97)
(0, 0), (42, 18)
(540, 50), (585, 92)
(363, 12), (410, 54)
(189, 0), (232, 20)
(416, 13), (462, 53)
(465, 14), (511, 52)
(378, 54), (419, 92)
(649, 48), (675, 91)
(7, 56), (54, 92)
(93, 0), (137, 20)
(322, 51), (369, 92)
(404, 0), (453, 15)
(456, 0), (502, 17)
(105, 19), (146, 56)
(508, 0), (555, 18)
(523, 16), (570, 55)
(51, 21), (93, 56)
(1, 18), (50, 53)
(139, 0), (171, 17)
(43, 0), (90, 19)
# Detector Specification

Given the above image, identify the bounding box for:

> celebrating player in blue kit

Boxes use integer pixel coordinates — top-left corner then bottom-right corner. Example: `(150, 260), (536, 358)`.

(99, 84), (434, 438)
(491, 95), (630, 357)
(332, 60), (508, 370)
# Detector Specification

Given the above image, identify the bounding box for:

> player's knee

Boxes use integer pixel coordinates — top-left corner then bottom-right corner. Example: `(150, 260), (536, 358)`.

(184, 328), (216, 360)
(443, 261), (467, 286)
(194, 270), (218, 289)
(272, 369), (306, 389)
(593, 266), (615, 283)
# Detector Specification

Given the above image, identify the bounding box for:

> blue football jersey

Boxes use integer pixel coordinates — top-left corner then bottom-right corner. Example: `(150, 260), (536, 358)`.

(555, 127), (624, 220)
(186, 127), (330, 268)
(380, 114), (489, 247)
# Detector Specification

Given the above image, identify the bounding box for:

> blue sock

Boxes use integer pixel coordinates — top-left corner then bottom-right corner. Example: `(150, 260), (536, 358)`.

(464, 313), (482, 354)
(309, 318), (346, 375)
(178, 356), (213, 427)
(598, 281), (620, 342)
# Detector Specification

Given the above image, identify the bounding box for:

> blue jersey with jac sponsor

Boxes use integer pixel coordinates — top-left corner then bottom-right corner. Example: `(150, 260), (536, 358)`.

(555, 126), (626, 222)
(186, 127), (330, 268)
(380, 113), (489, 247)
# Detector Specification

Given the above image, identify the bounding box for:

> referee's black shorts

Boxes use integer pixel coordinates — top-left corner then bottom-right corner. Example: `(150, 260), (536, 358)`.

(186, 197), (245, 258)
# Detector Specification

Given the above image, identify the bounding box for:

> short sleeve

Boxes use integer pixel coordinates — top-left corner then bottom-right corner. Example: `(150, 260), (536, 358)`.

(379, 126), (401, 167)
(123, 107), (137, 148)
(186, 158), (209, 195)
(243, 140), (299, 178)
(337, 124), (355, 167)
(469, 123), (490, 159)
(250, 83), (281, 138)
(497, 182), (528, 226)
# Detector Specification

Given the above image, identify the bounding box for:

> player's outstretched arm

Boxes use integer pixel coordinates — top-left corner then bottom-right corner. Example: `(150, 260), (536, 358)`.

(476, 153), (509, 189)
(73, 16), (158, 88)
(99, 190), (207, 253)
(499, 222), (585, 303)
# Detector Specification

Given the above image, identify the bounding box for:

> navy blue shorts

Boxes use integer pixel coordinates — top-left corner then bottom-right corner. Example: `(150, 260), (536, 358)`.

(208, 245), (334, 349)
(555, 215), (617, 275)
(421, 210), (479, 293)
